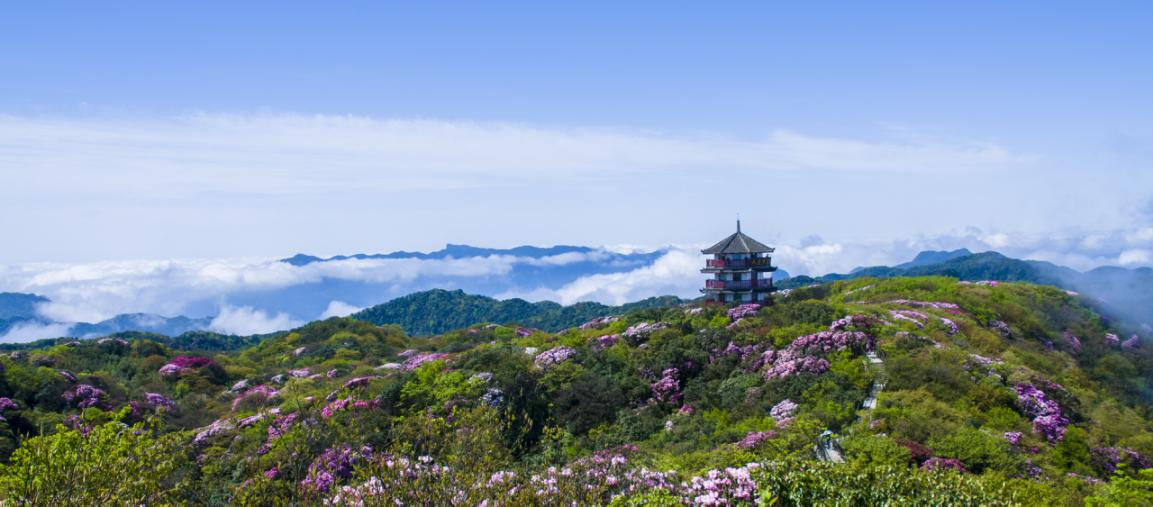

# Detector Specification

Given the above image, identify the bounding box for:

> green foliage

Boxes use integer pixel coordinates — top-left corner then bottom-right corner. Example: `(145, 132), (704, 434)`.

(0, 276), (1150, 503)
(0, 420), (188, 505)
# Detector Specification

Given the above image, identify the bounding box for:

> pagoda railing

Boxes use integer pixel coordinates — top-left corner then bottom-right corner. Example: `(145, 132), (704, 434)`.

(706, 258), (772, 269)
(705, 279), (774, 290)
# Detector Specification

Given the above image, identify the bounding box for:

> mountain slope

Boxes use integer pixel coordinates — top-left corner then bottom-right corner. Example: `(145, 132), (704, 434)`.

(0, 276), (1150, 504)
(781, 251), (1152, 331)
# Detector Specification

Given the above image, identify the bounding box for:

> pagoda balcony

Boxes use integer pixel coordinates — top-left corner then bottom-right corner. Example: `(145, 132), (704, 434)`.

(704, 279), (774, 290)
(705, 258), (773, 269)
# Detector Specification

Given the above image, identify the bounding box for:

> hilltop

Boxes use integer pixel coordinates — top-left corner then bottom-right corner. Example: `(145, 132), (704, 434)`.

(350, 288), (684, 335)
(780, 251), (1153, 331)
(0, 276), (1151, 503)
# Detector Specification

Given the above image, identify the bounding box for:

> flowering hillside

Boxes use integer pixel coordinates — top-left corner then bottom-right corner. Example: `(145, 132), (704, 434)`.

(0, 277), (1151, 504)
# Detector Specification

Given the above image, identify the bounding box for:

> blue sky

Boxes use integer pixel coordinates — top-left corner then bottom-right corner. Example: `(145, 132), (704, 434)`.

(1, 2), (1152, 267)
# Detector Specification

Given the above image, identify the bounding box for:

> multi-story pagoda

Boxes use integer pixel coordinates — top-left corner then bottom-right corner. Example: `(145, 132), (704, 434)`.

(701, 221), (777, 304)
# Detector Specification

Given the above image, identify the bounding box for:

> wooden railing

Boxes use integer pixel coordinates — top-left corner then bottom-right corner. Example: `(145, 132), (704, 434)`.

(705, 258), (772, 269)
(705, 279), (774, 290)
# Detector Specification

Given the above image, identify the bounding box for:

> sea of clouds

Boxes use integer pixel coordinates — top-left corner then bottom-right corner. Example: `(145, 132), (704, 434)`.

(2, 226), (1151, 343)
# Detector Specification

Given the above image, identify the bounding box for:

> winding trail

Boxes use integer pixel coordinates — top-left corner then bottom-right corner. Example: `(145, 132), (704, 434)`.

(815, 349), (887, 463)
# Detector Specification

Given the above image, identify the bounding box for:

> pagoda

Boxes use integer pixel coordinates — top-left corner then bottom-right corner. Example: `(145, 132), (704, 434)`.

(701, 221), (778, 304)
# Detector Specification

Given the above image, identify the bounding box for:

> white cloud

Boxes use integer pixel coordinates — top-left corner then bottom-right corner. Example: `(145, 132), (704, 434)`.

(320, 300), (363, 319)
(210, 306), (302, 336)
(2, 225), (1152, 329)
(0, 115), (1030, 203)
(501, 248), (704, 305)
(1119, 249), (1152, 267)
(0, 322), (73, 343)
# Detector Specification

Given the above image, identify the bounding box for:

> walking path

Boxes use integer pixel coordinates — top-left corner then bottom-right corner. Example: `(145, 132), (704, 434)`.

(815, 349), (886, 463)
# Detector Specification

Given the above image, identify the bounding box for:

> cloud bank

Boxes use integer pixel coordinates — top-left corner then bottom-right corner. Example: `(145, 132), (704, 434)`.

(210, 306), (302, 336)
(1, 224), (1152, 342)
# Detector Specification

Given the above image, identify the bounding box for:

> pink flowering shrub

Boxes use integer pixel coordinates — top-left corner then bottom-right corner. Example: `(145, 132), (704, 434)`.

(192, 418), (235, 445)
(650, 368), (681, 403)
(238, 412), (266, 428)
(736, 431), (777, 450)
(288, 368), (310, 378)
(1004, 432), (1023, 445)
(727, 304), (761, 321)
(325, 447), (766, 506)
(0, 397), (17, 421)
(623, 322), (669, 339)
(922, 457), (969, 472)
(591, 334), (620, 350)
(828, 314), (875, 331)
(62, 384), (106, 409)
(533, 346), (577, 370)
(1014, 384), (1068, 442)
(343, 376), (380, 389)
(1122, 334), (1141, 349)
(1091, 447), (1152, 475)
(258, 412), (298, 454)
(788, 331), (873, 356)
(889, 310), (929, 327)
(763, 355), (830, 380)
(1104, 333), (1120, 346)
(770, 399), (798, 421)
(167, 355), (216, 369)
(402, 352), (451, 371)
(322, 397), (380, 418)
(579, 316), (618, 330)
(231, 384), (279, 412)
(301, 445), (373, 493)
(938, 317), (958, 336)
(58, 370), (77, 383)
(158, 355), (217, 377)
(143, 392), (175, 411)
(887, 299), (961, 310)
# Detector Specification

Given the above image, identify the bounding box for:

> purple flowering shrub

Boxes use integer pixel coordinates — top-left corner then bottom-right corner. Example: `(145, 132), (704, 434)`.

(591, 333), (620, 350)
(232, 384), (279, 412)
(1104, 333), (1120, 346)
(769, 399), (798, 425)
(1003, 432), (1023, 446)
(301, 445), (374, 493)
(324, 446), (765, 506)
(1014, 384), (1069, 442)
(579, 316), (619, 330)
(736, 431), (777, 450)
(0, 397), (18, 421)
(623, 321), (669, 340)
(758, 322), (873, 381)
(143, 392), (175, 411)
(650, 368), (681, 404)
(533, 346), (577, 370)
(922, 457), (969, 473)
(402, 352), (451, 371)
(1091, 447), (1152, 475)
(727, 304), (762, 321)
(1122, 334), (1141, 349)
(62, 384), (106, 409)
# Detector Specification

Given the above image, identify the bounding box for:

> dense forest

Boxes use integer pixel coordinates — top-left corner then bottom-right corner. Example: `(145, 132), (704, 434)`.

(0, 277), (1151, 504)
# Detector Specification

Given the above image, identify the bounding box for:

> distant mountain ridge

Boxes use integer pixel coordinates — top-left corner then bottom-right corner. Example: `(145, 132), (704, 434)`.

(4, 246), (1152, 342)
(351, 288), (684, 336)
(280, 244), (646, 266)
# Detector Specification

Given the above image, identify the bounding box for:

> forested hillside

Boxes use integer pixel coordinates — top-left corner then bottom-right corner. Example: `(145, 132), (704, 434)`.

(0, 277), (1151, 504)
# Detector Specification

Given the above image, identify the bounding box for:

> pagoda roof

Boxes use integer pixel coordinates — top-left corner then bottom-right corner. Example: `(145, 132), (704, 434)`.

(702, 222), (774, 254)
